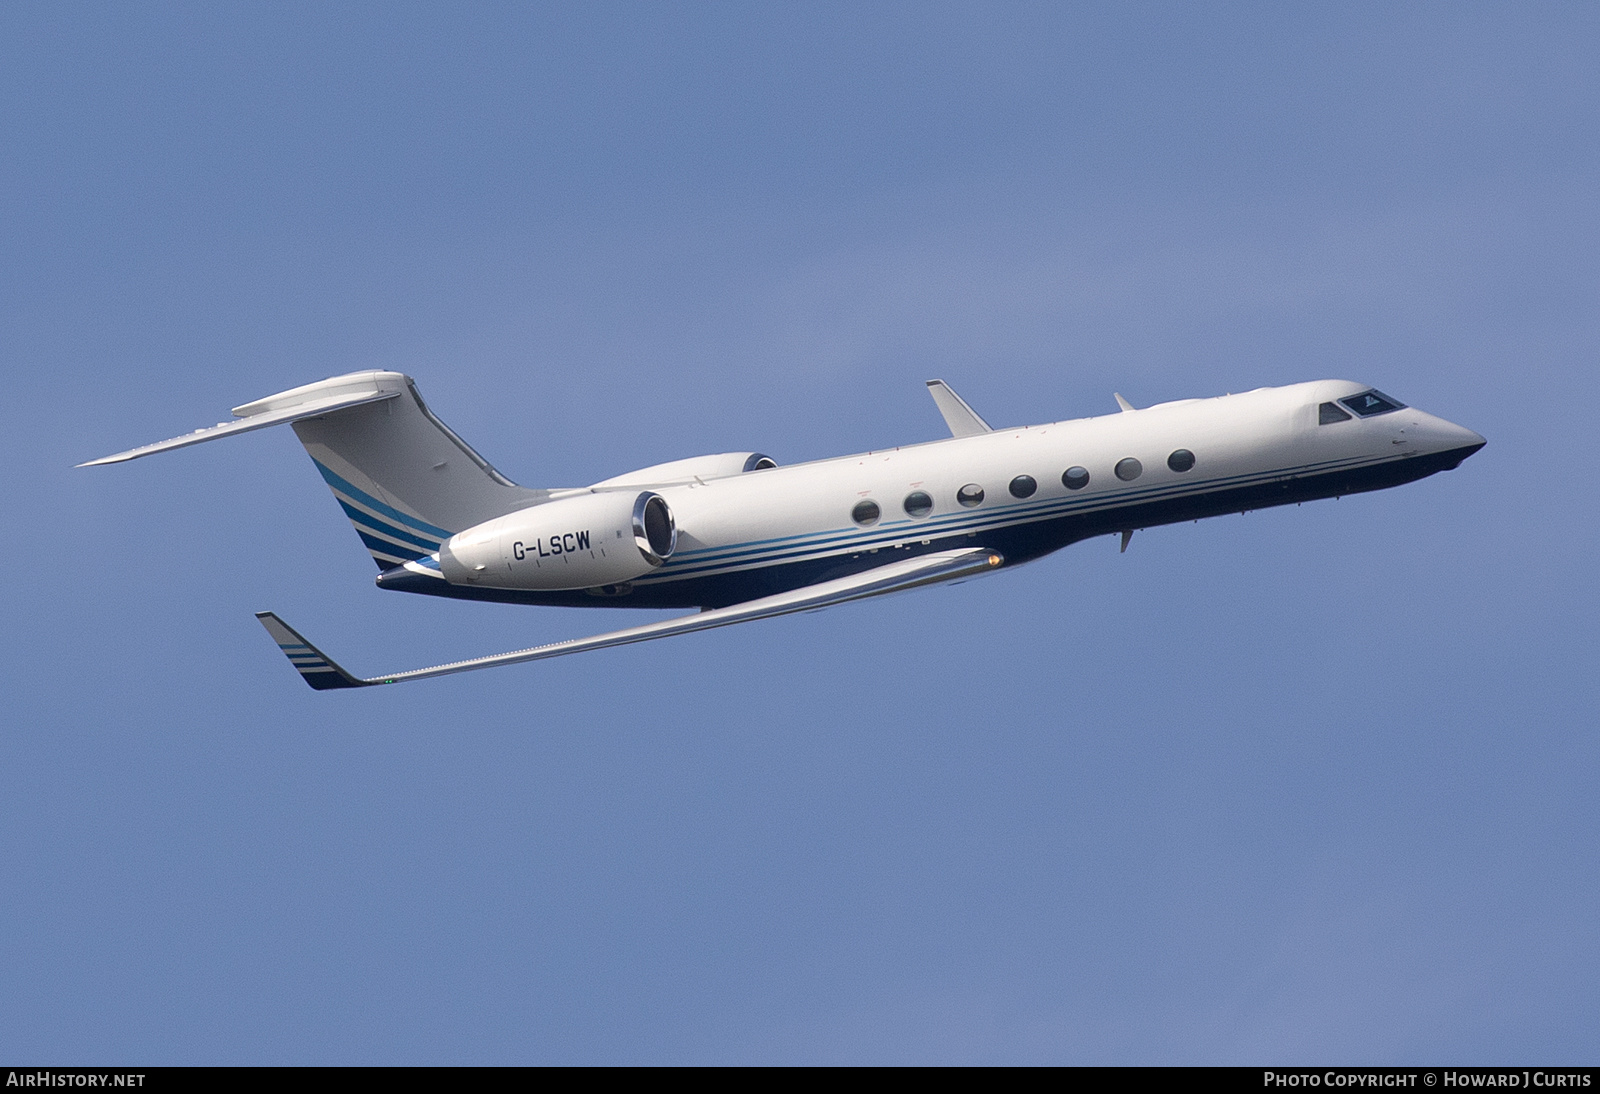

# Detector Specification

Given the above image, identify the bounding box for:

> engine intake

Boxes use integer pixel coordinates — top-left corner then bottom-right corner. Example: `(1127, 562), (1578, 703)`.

(633, 493), (676, 566)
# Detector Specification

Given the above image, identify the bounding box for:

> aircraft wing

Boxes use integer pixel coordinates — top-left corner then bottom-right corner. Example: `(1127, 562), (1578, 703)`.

(925, 379), (992, 437)
(257, 547), (1004, 689)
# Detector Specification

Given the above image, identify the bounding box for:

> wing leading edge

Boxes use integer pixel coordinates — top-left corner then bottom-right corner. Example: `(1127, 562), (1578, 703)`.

(258, 548), (1004, 690)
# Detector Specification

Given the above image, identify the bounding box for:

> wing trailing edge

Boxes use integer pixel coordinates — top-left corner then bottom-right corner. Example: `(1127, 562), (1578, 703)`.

(257, 548), (1004, 690)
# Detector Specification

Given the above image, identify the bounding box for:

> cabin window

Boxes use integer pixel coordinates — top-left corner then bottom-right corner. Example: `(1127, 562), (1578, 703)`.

(903, 491), (934, 518)
(1115, 457), (1143, 482)
(1009, 475), (1037, 499)
(1339, 390), (1405, 418)
(1062, 466), (1090, 490)
(957, 483), (985, 507)
(851, 499), (881, 526)
(1319, 401), (1353, 424)
(1167, 449), (1196, 473)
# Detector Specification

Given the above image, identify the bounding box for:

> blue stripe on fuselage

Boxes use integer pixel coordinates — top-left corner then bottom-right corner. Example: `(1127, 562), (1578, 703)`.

(643, 452), (1376, 583)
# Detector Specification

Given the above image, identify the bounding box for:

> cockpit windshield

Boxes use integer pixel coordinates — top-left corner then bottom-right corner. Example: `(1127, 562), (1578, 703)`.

(1339, 389), (1406, 418)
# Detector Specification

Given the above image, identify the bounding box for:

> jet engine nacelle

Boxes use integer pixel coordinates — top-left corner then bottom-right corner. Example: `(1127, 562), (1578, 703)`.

(438, 491), (676, 591)
(589, 451), (776, 488)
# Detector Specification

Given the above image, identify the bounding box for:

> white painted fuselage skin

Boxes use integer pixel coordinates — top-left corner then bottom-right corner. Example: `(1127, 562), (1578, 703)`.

(82, 371), (1485, 686)
(416, 378), (1483, 610)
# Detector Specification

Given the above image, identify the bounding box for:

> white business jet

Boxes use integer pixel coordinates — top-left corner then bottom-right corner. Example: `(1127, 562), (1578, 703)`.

(82, 373), (1483, 689)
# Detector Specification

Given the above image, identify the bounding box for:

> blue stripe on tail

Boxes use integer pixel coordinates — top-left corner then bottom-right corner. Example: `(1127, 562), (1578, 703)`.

(310, 457), (455, 568)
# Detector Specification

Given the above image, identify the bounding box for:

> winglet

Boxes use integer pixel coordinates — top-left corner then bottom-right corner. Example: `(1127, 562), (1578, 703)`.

(1114, 393), (1135, 413)
(925, 380), (993, 438)
(254, 612), (372, 690)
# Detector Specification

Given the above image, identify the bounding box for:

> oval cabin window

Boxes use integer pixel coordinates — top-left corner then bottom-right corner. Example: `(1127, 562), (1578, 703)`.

(1062, 466), (1090, 490)
(1115, 458), (1143, 482)
(1166, 449), (1195, 473)
(1009, 475), (1037, 499)
(903, 491), (934, 518)
(851, 499), (881, 526)
(956, 483), (985, 507)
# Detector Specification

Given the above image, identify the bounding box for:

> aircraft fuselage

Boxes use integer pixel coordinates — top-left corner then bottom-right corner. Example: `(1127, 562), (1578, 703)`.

(381, 379), (1484, 610)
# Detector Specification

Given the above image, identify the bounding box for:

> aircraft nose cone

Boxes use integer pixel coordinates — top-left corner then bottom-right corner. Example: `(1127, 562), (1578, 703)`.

(1425, 416), (1485, 468)
(1447, 421), (1487, 456)
(1408, 411), (1485, 461)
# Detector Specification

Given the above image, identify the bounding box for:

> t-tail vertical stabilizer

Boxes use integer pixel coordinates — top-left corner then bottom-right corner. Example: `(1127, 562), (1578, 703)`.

(80, 371), (549, 568)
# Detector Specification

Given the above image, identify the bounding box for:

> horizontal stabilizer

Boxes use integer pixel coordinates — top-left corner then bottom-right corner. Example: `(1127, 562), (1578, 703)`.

(925, 380), (993, 438)
(78, 388), (401, 466)
(260, 548), (1004, 690)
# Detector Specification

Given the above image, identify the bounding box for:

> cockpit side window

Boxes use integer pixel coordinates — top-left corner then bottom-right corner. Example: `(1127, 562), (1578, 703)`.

(1319, 401), (1353, 424)
(1339, 390), (1405, 418)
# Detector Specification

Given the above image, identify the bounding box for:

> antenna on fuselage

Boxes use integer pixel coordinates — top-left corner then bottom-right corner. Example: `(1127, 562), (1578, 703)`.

(1114, 393), (1136, 412)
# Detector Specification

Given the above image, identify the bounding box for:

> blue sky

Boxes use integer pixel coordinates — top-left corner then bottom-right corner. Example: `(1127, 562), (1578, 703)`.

(3, 2), (1596, 1064)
